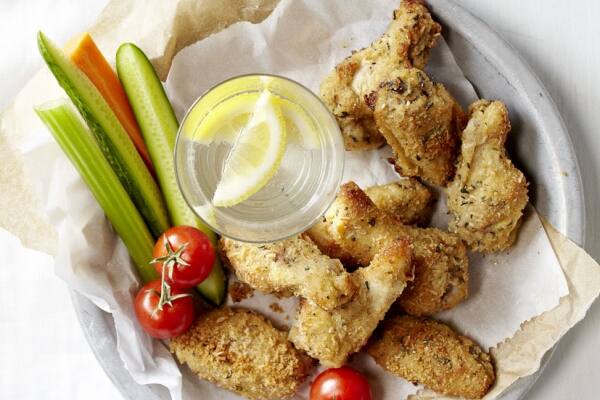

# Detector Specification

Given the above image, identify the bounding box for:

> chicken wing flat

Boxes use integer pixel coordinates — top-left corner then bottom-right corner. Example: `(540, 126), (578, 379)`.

(289, 240), (413, 367)
(365, 179), (434, 226)
(171, 307), (314, 400)
(301, 222), (359, 267)
(320, 0), (441, 150)
(313, 182), (468, 316)
(368, 68), (465, 186)
(367, 315), (495, 399)
(220, 235), (356, 310)
(306, 179), (433, 267)
(446, 100), (529, 252)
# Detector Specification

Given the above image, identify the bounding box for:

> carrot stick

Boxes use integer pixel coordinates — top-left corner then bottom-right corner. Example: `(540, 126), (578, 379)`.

(66, 33), (156, 176)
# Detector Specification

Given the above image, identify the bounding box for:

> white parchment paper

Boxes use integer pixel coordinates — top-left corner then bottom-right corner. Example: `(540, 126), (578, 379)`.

(165, 0), (568, 351)
(9, 0), (573, 399)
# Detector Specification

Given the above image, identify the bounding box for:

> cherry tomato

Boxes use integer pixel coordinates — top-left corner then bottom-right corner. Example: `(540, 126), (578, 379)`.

(152, 226), (215, 288)
(310, 366), (372, 400)
(134, 280), (195, 339)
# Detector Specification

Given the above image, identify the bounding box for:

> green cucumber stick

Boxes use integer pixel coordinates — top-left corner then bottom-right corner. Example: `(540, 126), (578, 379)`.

(116, 43), (226, 305)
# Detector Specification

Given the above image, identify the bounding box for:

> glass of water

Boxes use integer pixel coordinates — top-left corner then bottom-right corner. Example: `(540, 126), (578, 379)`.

(174, 74), (344, 243)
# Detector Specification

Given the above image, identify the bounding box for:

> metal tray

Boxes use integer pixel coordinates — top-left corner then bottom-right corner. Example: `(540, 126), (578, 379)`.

(71, 0), (586, 398)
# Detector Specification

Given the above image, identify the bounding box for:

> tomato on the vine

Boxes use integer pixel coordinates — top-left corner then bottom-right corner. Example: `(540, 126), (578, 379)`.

(152, 225), (215, 288)
(134, 280), (195, 339)
(310, 366), (372, 400)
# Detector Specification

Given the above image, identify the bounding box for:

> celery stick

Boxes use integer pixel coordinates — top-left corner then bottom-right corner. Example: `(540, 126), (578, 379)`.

(35, 99), (158, 283)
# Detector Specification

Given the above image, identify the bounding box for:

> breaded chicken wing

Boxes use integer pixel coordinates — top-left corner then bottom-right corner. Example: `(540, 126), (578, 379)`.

(171, 307), (314, 400)
(307, 179), (433, 266)
(368, 68), (465, 186)
(314, 182), (468, 316)
(447, 100), (529, 252)
(320, 0), (441, 150)
(365, 179), (434, 226)
(301, 223), (359, 267)
(368, 315), (495, 399)
(320, 57), (384, 150)
(289, 240), (413, 367)
(219, 236), (356, 310)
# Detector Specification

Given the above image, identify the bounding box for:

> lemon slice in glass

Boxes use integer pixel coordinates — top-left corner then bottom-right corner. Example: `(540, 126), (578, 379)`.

(277, 98), (320, 149)
(187, 93), (320, 149)
(186, 93), (254, 144)
(212, 90), (287, 207)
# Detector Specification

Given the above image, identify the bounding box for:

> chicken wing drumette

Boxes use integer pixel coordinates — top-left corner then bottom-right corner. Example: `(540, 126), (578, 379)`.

(308, 182), (468, 316)
(367, 68), (465, 186)
(320, 0), (442, 150)
(289, 240), (413, 367)
(219, 235), (356, 310)
(364, 179), (434, 226)
(446, 100), (528, 252)
(307, 179), (434, 267)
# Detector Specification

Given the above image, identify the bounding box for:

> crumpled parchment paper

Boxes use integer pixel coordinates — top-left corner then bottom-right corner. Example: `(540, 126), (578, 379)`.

(0, 0), (598, 399)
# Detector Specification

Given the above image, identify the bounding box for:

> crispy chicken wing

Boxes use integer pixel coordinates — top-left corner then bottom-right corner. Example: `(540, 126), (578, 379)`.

(368, 68), (465, 185)
(320, 0), (441, 150)
(313, 182), (468, 316)
(367, 315), (495, 399)
(171, 307), (314, 400)
(446, 100), (529, 252)
(302, 222), (359, 267)
(365, 179), (434, 226)
(219, 236), (356, 310)
(289, 240), (413, 367)
(307, 179), (433, 267)
(320, 57), (384, 150)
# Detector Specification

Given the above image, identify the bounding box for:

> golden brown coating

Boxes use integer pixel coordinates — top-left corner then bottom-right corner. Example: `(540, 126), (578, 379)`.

(306, 179), (433, 266)
(368, 68), (465, 186)
(171, 307), (314, 400)
(302, 222), (359, 267)
(320, 0), (441, 150)
(367, 315), (495, 399)
(219, 236), (356, 311)
(446, 100), (529, 252)
(369, 0), (442, 71)
(289, 240), (413, 367)
(320, 57), (384, 150)
(365, 179), (434, 226)
(317, 182), (468, 316)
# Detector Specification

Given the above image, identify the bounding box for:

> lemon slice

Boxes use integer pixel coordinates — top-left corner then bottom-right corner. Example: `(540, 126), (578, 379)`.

(187, 93), (320, 149)
(277, 98), (321, 149)
(186, 93), (255, 144)
(212, 90), (287, 207)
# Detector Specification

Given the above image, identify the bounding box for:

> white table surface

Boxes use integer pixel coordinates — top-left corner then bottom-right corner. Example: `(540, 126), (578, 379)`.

(0, 0), (598, 399)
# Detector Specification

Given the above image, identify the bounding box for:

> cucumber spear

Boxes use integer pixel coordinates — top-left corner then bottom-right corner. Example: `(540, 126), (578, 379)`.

(116, 43), (226, 305)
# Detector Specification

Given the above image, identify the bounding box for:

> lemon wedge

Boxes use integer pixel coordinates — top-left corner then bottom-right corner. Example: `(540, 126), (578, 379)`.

(212, 90), (287, 207)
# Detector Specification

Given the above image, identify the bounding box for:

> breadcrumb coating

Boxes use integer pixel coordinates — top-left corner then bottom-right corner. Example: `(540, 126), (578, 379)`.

(307, 179), (434, 267)
(313, 182), (468, 316)
(171, 307), (314, 400)
(365, 179), (434, 226)
(320, 0), (441, 150)
(220, 235), (356, 310)
(369, 68), (465, 186)
(447, 100), (529, 252)
(368, 315), (495, 399)
(289, 240), (413, 367)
